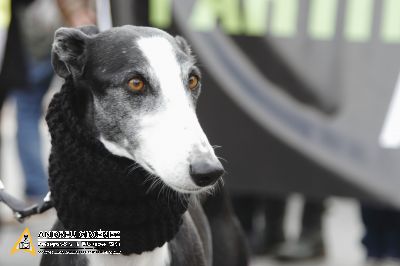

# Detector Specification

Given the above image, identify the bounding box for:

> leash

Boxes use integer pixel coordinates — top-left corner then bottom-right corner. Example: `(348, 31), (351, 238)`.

(0, 180), (53, 222)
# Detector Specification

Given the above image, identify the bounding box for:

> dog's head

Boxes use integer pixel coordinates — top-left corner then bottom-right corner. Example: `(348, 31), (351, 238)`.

(51, 25), (224, 193)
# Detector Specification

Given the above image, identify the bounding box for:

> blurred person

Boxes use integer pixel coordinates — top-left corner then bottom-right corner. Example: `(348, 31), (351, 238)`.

(6, 0), (95, 199)
(233, 195), (325, 261)
(56, 0), (95, 27)
(274, 199), (325, 261)
(362, 204), (400, 266)
(0, 0), (37, 196)
(11, 0), (61, 198)
(232, 195), (285, 254)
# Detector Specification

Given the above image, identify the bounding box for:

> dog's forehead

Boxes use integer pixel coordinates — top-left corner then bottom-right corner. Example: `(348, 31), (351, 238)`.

(97, 25), (172, 44)
(88, 26), (190, 72)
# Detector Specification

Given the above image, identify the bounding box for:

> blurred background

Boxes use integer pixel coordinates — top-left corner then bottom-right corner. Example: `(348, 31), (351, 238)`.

(1, 0), (400, 265)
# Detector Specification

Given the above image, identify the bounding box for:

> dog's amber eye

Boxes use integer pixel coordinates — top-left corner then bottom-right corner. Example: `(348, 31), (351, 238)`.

(128, 78), (144, 92)
(188, 75), (199, 90)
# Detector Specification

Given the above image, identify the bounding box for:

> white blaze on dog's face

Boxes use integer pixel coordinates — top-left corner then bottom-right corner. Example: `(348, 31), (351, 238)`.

(131, 37), (220, 192)
(51, 26), (224, 193)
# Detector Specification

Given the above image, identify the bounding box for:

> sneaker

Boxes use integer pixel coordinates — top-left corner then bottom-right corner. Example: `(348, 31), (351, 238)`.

(273, 234), (325, 261)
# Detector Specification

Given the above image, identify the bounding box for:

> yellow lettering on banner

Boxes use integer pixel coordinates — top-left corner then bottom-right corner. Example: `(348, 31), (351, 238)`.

(190, 0), (242, 34)
(344, 0), (374, 42)
(0, 0), (10, 29)
(149, 0), (172, 28)
(269, 0), (298, 37)
(308, 0), (338, 40)
(381, 0), (400, 43)
(149, 0), (400, 43)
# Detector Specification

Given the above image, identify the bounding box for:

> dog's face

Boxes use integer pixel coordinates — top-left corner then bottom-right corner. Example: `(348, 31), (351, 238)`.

(52, 25), (224, 193)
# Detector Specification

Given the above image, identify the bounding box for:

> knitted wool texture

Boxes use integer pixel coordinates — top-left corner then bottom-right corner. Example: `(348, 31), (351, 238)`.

(46, 80), (189, 255)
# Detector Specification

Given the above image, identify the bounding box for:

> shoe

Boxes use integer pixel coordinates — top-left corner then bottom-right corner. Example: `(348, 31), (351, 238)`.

(263, 230), (285, 255)
(365, 258), (383, 266)
(273, 233), (325, 261)
(381, 258), (400, 266)
(247, 229), (285, 255)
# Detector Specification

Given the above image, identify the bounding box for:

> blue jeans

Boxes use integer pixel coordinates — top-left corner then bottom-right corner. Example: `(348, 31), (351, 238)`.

(12, 57), (53, 198)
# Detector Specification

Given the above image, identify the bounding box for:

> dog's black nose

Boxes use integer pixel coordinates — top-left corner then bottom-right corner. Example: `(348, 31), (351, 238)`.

(190, 158), (224, 187)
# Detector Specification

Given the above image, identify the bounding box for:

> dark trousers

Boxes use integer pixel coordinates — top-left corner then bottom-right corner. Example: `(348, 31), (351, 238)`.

(232, 195), (324, 241)
(361, 205), (400, 259)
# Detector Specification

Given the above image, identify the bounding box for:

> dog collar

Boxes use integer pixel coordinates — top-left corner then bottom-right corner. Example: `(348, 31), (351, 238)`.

(46, 80), (189, 255)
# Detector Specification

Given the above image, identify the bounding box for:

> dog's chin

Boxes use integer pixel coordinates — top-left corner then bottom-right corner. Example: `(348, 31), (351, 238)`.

(167, 183), (213, 195)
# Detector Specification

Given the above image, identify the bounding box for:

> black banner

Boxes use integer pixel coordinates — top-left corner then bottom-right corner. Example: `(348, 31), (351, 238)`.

(111, 0), (400, 207)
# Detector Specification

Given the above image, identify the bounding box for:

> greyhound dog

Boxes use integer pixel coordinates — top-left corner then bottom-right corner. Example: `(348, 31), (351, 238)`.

(40, 25), (248, 266)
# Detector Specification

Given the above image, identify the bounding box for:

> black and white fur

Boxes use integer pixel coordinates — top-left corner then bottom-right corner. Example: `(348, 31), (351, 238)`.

(40, 25), (247, 266)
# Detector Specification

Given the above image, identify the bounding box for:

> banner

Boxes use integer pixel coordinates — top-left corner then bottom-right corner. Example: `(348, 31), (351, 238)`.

(111, 0), (400, 207)
(0, 0), (11, 71)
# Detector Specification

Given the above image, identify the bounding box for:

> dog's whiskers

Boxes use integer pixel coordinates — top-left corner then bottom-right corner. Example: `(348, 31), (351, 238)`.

(157, 181), (168, 200)
(187, 194), (200, 209)
(203, 178), (224, 197)
(144, 173), (164, 194)
(125, 162), (141, 174)
(216, 156), (228, 163)
(128, 166), (141, 175)
(220, 178), (225, 188)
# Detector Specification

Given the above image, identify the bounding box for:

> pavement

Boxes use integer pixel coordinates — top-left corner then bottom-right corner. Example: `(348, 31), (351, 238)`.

(0, 98), (368, 265)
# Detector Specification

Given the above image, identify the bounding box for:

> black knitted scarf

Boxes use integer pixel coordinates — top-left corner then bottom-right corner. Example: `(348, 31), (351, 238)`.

(46, 80), (189, 255)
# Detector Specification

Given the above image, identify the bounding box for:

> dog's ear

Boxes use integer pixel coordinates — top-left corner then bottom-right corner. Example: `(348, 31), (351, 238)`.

(52, 27), (93, 79)
(175, 35), (192, 56)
